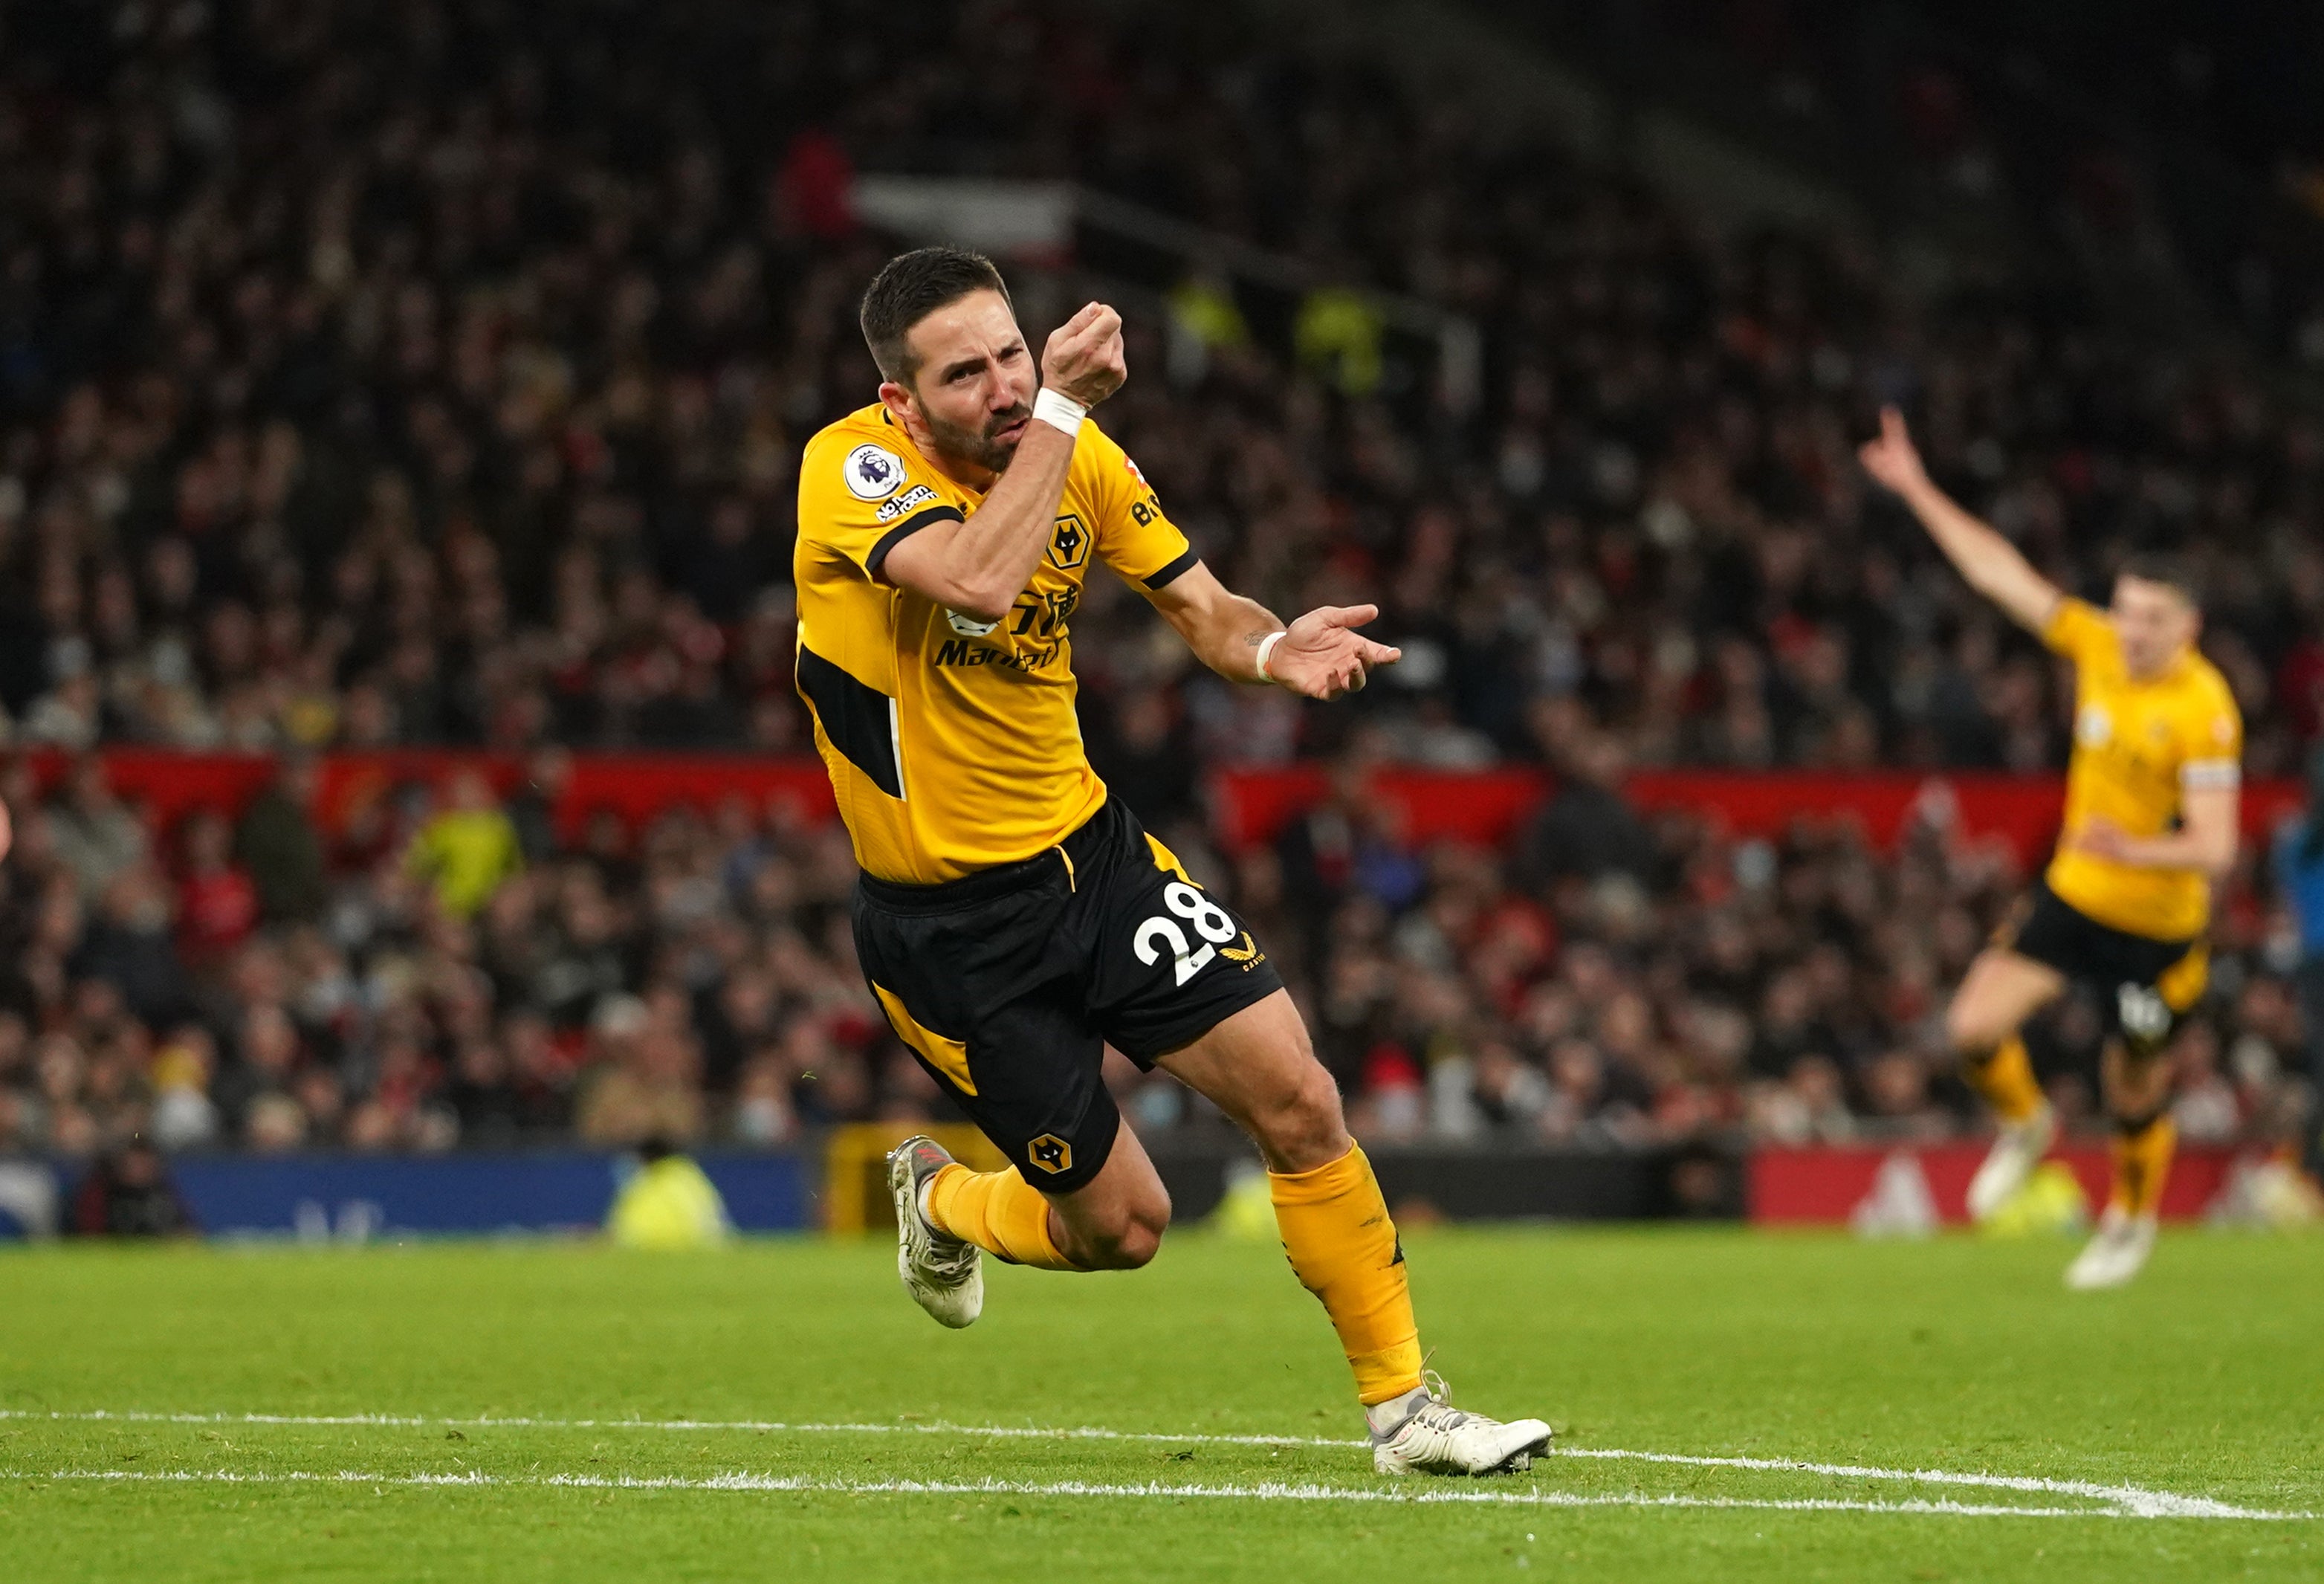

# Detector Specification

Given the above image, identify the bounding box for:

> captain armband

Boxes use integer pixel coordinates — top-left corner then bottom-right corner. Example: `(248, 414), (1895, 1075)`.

(2179, 758), (2241, 791)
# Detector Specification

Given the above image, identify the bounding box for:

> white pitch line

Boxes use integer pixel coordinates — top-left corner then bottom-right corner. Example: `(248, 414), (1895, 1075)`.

(0, 1466), (2197, 1520)
(4, 1409), (2305, 1522)
(0, 1408), (1353, 1449)
(1538, 1446), (2270, 1521)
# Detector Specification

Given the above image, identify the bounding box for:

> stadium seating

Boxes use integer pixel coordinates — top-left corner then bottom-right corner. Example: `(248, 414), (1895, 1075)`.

(0, 1), (2314, 1183)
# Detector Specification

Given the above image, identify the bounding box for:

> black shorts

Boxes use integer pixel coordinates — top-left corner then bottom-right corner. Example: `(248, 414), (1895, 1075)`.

(853, 796), (1284, 1192)
(1995, 879), (2210, 1057)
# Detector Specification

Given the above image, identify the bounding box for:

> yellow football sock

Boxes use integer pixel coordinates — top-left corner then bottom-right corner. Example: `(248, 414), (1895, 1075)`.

(1964, 1035), (2045, 1125)
(922, 1163), (1080, 1271)
(2109, 1113), (2175, 1218)
(1269, 1142), (1424, 1407)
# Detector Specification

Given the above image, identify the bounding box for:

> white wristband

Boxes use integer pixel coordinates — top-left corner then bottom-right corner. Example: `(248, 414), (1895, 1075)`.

(1255, 630), (1287, 682)
(1032, 387), (1087, 436)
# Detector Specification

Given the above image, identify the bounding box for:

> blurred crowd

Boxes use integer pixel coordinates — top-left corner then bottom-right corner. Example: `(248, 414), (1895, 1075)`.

(4, 1), (2323, 781)
(1258, 729), (2322, 1162)
(1, 745), (2315, 1165)
(1, 2), (2320, 1166)
(0, 751), (912, 1159)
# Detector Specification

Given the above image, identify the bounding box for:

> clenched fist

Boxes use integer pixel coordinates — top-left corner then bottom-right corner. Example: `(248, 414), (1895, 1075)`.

(1041, 301), (1127, 409)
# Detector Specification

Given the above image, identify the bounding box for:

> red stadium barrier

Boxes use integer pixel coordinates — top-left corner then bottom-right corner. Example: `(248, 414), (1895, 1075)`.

(1211, 766), (2306, 863)
(1747, 1142), (2242, 1224)
(16, 749), (2308, 857)
(1628, 771), (2065, 863)
(1208, 766), (1550, 850)
(19, 748), (834, 843)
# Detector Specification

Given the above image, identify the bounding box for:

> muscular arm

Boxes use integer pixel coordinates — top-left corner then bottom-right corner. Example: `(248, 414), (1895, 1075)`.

(1142, 561), (1282, 683)
(881, 425), (1077, 623)
(1145, 560), (1401, 699)
(1859, 405), (2062, 634)
(2070, 784), (2240, 879)
(881, 302), (1127, 624)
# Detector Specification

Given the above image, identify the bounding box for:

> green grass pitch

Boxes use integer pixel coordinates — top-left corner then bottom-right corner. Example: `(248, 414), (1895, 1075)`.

(1, 1225), (2319, 1581)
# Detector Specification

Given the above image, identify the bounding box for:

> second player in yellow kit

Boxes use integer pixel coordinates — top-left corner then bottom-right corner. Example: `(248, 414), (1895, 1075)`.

(1861, 407), (2243, 1290)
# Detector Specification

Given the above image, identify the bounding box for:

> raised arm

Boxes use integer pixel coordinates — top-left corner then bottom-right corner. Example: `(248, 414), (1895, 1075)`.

(1143, 560), (1401, 700)
(883, 303), (1126, 622)
(1859, 405), (2061, 634)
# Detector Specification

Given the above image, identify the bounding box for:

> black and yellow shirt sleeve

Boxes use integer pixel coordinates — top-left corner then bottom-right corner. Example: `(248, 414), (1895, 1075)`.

(1074, 422), (1198, 592)
(797, 414), (963, 584)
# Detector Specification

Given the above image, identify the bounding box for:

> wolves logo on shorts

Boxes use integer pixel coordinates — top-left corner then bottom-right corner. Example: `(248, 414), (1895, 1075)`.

(854, 798), (1282, 1193)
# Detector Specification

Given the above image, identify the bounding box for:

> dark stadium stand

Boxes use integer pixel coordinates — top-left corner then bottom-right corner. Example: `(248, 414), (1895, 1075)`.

(0, 1), (2317, 1197)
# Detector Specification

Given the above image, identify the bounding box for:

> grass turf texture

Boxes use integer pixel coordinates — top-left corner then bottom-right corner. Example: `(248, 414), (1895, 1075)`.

(1, 1227), (2317, 1581)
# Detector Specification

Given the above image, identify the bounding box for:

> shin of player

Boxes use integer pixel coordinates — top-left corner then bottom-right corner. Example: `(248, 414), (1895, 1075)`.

(1946, 952), (2065, 1223)
(946, 1159), (1420, 1394)
(908, 986), (1549, 1472)
(916, 1000), (1425, 1407)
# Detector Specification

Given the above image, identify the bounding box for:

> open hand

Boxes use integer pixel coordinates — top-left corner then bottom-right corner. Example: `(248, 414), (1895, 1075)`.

(1041, 301), (1126, 409)
(1266, 604), (1402, 700)
(1857, 404), (1929, 495)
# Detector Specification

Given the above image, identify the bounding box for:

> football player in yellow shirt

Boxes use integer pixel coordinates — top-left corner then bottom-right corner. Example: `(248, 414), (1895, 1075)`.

(1861, 407), (2242, 1288)
(794, 248), (1549, 1475)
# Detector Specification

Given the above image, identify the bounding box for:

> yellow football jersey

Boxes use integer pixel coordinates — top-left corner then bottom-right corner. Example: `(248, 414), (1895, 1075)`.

(793, 404), (1195, 883)
(2042, 599), (2242, 940)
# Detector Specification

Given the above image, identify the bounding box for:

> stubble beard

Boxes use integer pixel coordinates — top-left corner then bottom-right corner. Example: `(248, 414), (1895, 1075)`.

(924, 400), (1032, 476)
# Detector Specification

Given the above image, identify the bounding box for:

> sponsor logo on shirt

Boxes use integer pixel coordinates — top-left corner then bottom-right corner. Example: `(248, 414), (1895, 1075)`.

(877, 483), (938, 522)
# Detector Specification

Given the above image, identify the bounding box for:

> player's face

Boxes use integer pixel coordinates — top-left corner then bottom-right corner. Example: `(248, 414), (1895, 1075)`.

(2111, 575), (2198, 678)
(893, 290), (1038, 476)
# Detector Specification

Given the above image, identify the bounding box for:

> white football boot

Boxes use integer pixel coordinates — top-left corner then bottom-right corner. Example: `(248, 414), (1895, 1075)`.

(1369, 1374), (1552, 1476)
(2065, 1206), (2158, 1290)
(887, 1135), (983, 1328)
(1967, 1104), (2056, 1223)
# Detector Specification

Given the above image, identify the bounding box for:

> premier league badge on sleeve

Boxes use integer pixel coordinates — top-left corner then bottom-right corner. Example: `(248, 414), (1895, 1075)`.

(844, 443), (907, 501)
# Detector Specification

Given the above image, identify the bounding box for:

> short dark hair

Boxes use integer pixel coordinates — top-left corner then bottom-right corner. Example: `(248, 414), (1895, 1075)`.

(858, 247), (1011, 387)
(2116, 551), (2202, 607)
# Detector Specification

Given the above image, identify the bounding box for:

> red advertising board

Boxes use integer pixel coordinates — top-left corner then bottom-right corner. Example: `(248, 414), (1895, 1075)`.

(1748, 1142), (2242, 1225)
